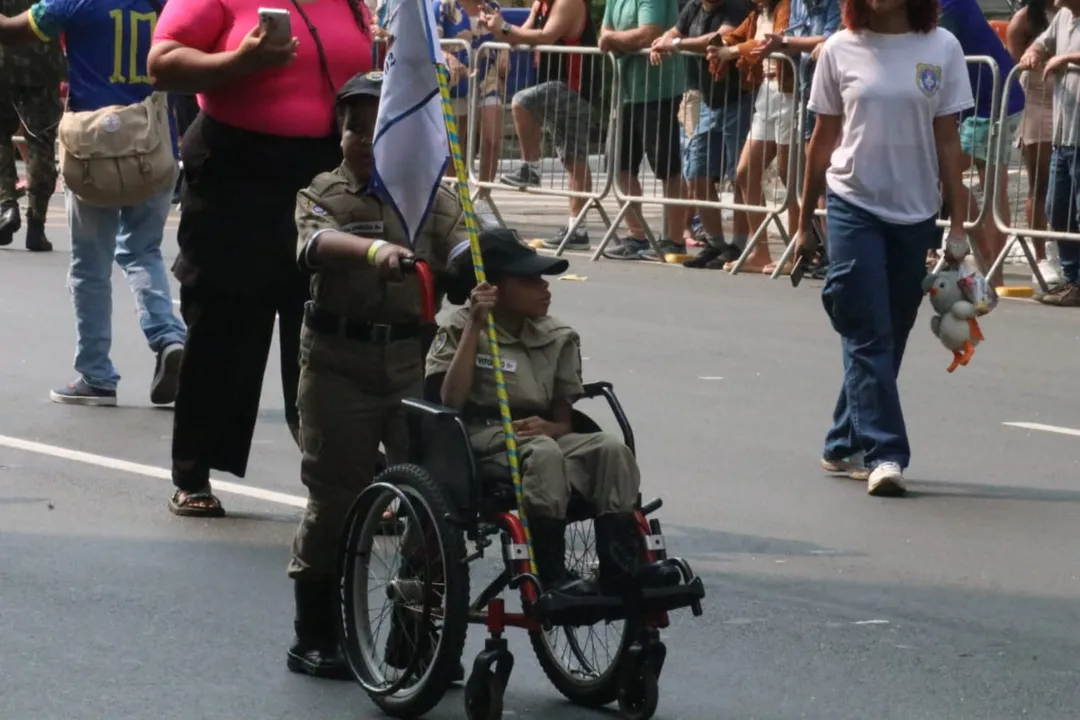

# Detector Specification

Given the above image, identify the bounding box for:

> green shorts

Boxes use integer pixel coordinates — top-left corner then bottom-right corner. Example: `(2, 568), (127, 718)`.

(960, 113), (1022, 164)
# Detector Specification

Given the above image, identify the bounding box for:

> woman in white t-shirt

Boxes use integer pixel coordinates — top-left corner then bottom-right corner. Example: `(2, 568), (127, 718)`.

(794, 0), (973, 497)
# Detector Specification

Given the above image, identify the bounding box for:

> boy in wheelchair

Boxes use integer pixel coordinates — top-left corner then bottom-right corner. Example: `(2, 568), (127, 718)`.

(424, 229), (681, 598)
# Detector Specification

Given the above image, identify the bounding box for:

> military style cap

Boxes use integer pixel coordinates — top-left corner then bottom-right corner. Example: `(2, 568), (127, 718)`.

(450, 229), (569, 277)
(336, 71), (384, 104)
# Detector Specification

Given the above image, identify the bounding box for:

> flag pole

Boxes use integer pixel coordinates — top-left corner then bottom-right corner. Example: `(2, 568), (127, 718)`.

(434, 63), (538, 583)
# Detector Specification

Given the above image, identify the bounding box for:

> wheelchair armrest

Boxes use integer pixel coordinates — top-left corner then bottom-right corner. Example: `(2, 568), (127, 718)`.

(581, 381), (613, 399)
(578, 381), (635, 456)
(401, 397), (463, 420)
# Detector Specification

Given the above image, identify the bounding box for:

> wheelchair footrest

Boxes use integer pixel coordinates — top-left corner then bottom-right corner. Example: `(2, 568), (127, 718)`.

(533, 576), (706, 627)
(639, 575), (706, 612)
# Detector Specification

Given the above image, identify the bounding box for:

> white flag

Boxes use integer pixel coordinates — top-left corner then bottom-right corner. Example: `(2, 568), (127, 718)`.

(372, 0), (450, 246)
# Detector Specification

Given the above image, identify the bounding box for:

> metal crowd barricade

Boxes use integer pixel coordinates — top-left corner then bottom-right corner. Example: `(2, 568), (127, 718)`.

(774, 55), (1004, 281)
(467, 41), (618, 254)
(989, 62), (1076, 293)
(603, 48), (800, 266)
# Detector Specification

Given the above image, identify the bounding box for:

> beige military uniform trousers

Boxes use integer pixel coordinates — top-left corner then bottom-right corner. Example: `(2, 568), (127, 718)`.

(470, 427), (640, 519)
(288, 326), (423, 580)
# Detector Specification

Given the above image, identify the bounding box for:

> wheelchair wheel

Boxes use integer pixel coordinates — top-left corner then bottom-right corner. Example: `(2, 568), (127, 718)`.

(529, 518), (638, 708)
(340, 464), (470, 719)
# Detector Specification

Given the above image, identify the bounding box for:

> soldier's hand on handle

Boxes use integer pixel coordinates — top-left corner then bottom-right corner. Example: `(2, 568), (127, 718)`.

(372, 242), (414, 280)
(469, 282), (498, 325)
(238, 25), (298, 70)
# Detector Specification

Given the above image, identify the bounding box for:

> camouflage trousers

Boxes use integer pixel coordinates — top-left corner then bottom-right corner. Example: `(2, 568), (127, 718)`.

(0, 84), (61, 221)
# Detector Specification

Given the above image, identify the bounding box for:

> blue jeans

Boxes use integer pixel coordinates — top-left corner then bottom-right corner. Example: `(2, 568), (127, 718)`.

(821, 192), (937, 470)
(66, 181), (187, 391)
(1046, 145), (1080, 283)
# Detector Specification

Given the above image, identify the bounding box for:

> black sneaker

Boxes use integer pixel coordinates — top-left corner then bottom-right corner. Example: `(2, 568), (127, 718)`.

(683, 242), (739, 269)
(603, 237), (649, 260)
(542, 225), (590, 251)
(639, 239), (688, 262)
(50, 378), (117, 407)
(499, 164), (541, 188)
(150, 343), (184, 405)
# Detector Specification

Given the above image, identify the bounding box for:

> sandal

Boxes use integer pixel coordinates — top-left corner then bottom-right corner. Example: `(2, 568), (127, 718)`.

(762, 261), (794, 275)
(169, 488), (225, 518)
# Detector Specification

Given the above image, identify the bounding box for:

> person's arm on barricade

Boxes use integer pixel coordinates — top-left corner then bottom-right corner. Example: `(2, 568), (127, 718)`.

(148, 0), (297, 93)
(599, 0), (665, 53)
(1020, 9), (1058, 69)
(651, 0), (739, 61)
(479, 0), (573, 46)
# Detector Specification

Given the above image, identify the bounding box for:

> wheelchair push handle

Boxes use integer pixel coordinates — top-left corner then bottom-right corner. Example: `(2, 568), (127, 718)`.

(399, 257), (436, 324)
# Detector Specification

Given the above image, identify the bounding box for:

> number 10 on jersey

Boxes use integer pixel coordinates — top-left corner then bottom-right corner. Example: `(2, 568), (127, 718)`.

(108, 9), (157, 85)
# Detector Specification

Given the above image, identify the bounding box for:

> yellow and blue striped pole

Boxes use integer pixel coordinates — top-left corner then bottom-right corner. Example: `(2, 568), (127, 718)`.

(435, 64), (538, 580)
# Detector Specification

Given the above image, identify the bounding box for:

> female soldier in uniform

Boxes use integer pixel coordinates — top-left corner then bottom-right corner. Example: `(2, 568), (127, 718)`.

(287, 71), (467, 680)
(427, 230), (680, 598)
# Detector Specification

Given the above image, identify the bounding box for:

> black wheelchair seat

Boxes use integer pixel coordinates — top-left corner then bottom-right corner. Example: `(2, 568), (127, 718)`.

(400, 382), (635, 522)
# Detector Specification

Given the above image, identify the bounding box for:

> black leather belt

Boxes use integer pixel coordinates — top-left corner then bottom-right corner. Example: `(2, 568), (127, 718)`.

(303, 302), (421, 343)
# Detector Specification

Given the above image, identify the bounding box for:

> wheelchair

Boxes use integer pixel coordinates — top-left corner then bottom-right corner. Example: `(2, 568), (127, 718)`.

(334, 261), (705, 720)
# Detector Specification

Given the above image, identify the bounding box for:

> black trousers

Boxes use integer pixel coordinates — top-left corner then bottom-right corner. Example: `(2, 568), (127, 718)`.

(170, 112), (341, 491)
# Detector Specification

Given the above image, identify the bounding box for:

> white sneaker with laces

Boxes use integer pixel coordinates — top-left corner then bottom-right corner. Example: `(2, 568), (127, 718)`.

(867, 461), (906, 497)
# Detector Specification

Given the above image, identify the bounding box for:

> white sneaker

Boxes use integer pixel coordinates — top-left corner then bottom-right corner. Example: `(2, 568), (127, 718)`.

(867, 461), (906, 497)
(1035, 258), (1063, 288)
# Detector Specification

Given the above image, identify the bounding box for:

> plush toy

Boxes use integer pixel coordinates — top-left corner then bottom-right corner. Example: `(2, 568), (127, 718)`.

(923, 270), (984, 372)
(922, 237), (996, 373)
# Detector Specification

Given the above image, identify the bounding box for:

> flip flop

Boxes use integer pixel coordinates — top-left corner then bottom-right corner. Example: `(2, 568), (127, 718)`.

(762, 261), (794, 275)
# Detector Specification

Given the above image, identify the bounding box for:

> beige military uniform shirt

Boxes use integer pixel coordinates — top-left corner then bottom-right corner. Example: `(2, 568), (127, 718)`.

(425, 307), (586, 419)
(294, 166), (467, 323)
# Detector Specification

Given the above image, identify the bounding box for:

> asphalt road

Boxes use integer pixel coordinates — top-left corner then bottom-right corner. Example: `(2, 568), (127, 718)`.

(2, 196), (1079, 720)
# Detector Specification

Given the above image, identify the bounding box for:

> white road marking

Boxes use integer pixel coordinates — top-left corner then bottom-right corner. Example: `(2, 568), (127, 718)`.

(1002, 421), (1080, 438)
(852, 620), (889, 626)
(0, 434), (306, 509)
(698, 376), (724, 380)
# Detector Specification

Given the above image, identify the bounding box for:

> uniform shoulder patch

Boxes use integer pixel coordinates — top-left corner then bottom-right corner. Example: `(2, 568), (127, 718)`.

(430, 331), (447, 356)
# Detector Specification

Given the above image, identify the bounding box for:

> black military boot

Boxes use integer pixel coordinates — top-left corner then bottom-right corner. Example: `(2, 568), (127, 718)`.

(594, 512), (682, 594)
(25, 217), (52, 252)
(286, 579), (351, 680)
(0, 202), (20, 247)
(530, 517), (591, 596)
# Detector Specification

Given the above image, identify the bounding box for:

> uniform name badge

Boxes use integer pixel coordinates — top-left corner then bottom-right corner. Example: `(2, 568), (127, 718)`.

(476, 354), (517, 373)
(343, 221), (385, 235)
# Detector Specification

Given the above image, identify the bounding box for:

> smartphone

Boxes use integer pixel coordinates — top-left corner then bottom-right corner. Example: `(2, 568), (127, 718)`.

(258, 8), (292, 42)
(790, 224), (823, 288)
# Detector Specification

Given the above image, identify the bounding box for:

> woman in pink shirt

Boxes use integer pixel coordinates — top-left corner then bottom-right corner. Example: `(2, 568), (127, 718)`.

(148, 0), (371, 676)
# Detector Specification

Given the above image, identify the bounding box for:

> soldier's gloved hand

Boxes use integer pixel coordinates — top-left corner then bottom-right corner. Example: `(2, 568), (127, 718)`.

(371, 242), (414, 281)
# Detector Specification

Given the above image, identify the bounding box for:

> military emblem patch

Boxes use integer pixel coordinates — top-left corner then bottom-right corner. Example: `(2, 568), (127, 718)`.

(365, 71), (384, 82)
(311, 204), (327, 215)
(916, 63), (942, 98)
(430, 331), (447, 355)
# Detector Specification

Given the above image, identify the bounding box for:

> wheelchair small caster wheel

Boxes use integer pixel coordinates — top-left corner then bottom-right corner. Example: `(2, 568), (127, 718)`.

(465, 648), (513, 720)
(618, 661), (659, 720)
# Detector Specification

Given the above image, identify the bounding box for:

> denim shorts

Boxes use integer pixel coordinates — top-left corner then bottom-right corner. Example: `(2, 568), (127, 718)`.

(960, 113), (1022, 164)
(682, 94), (752, 181)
